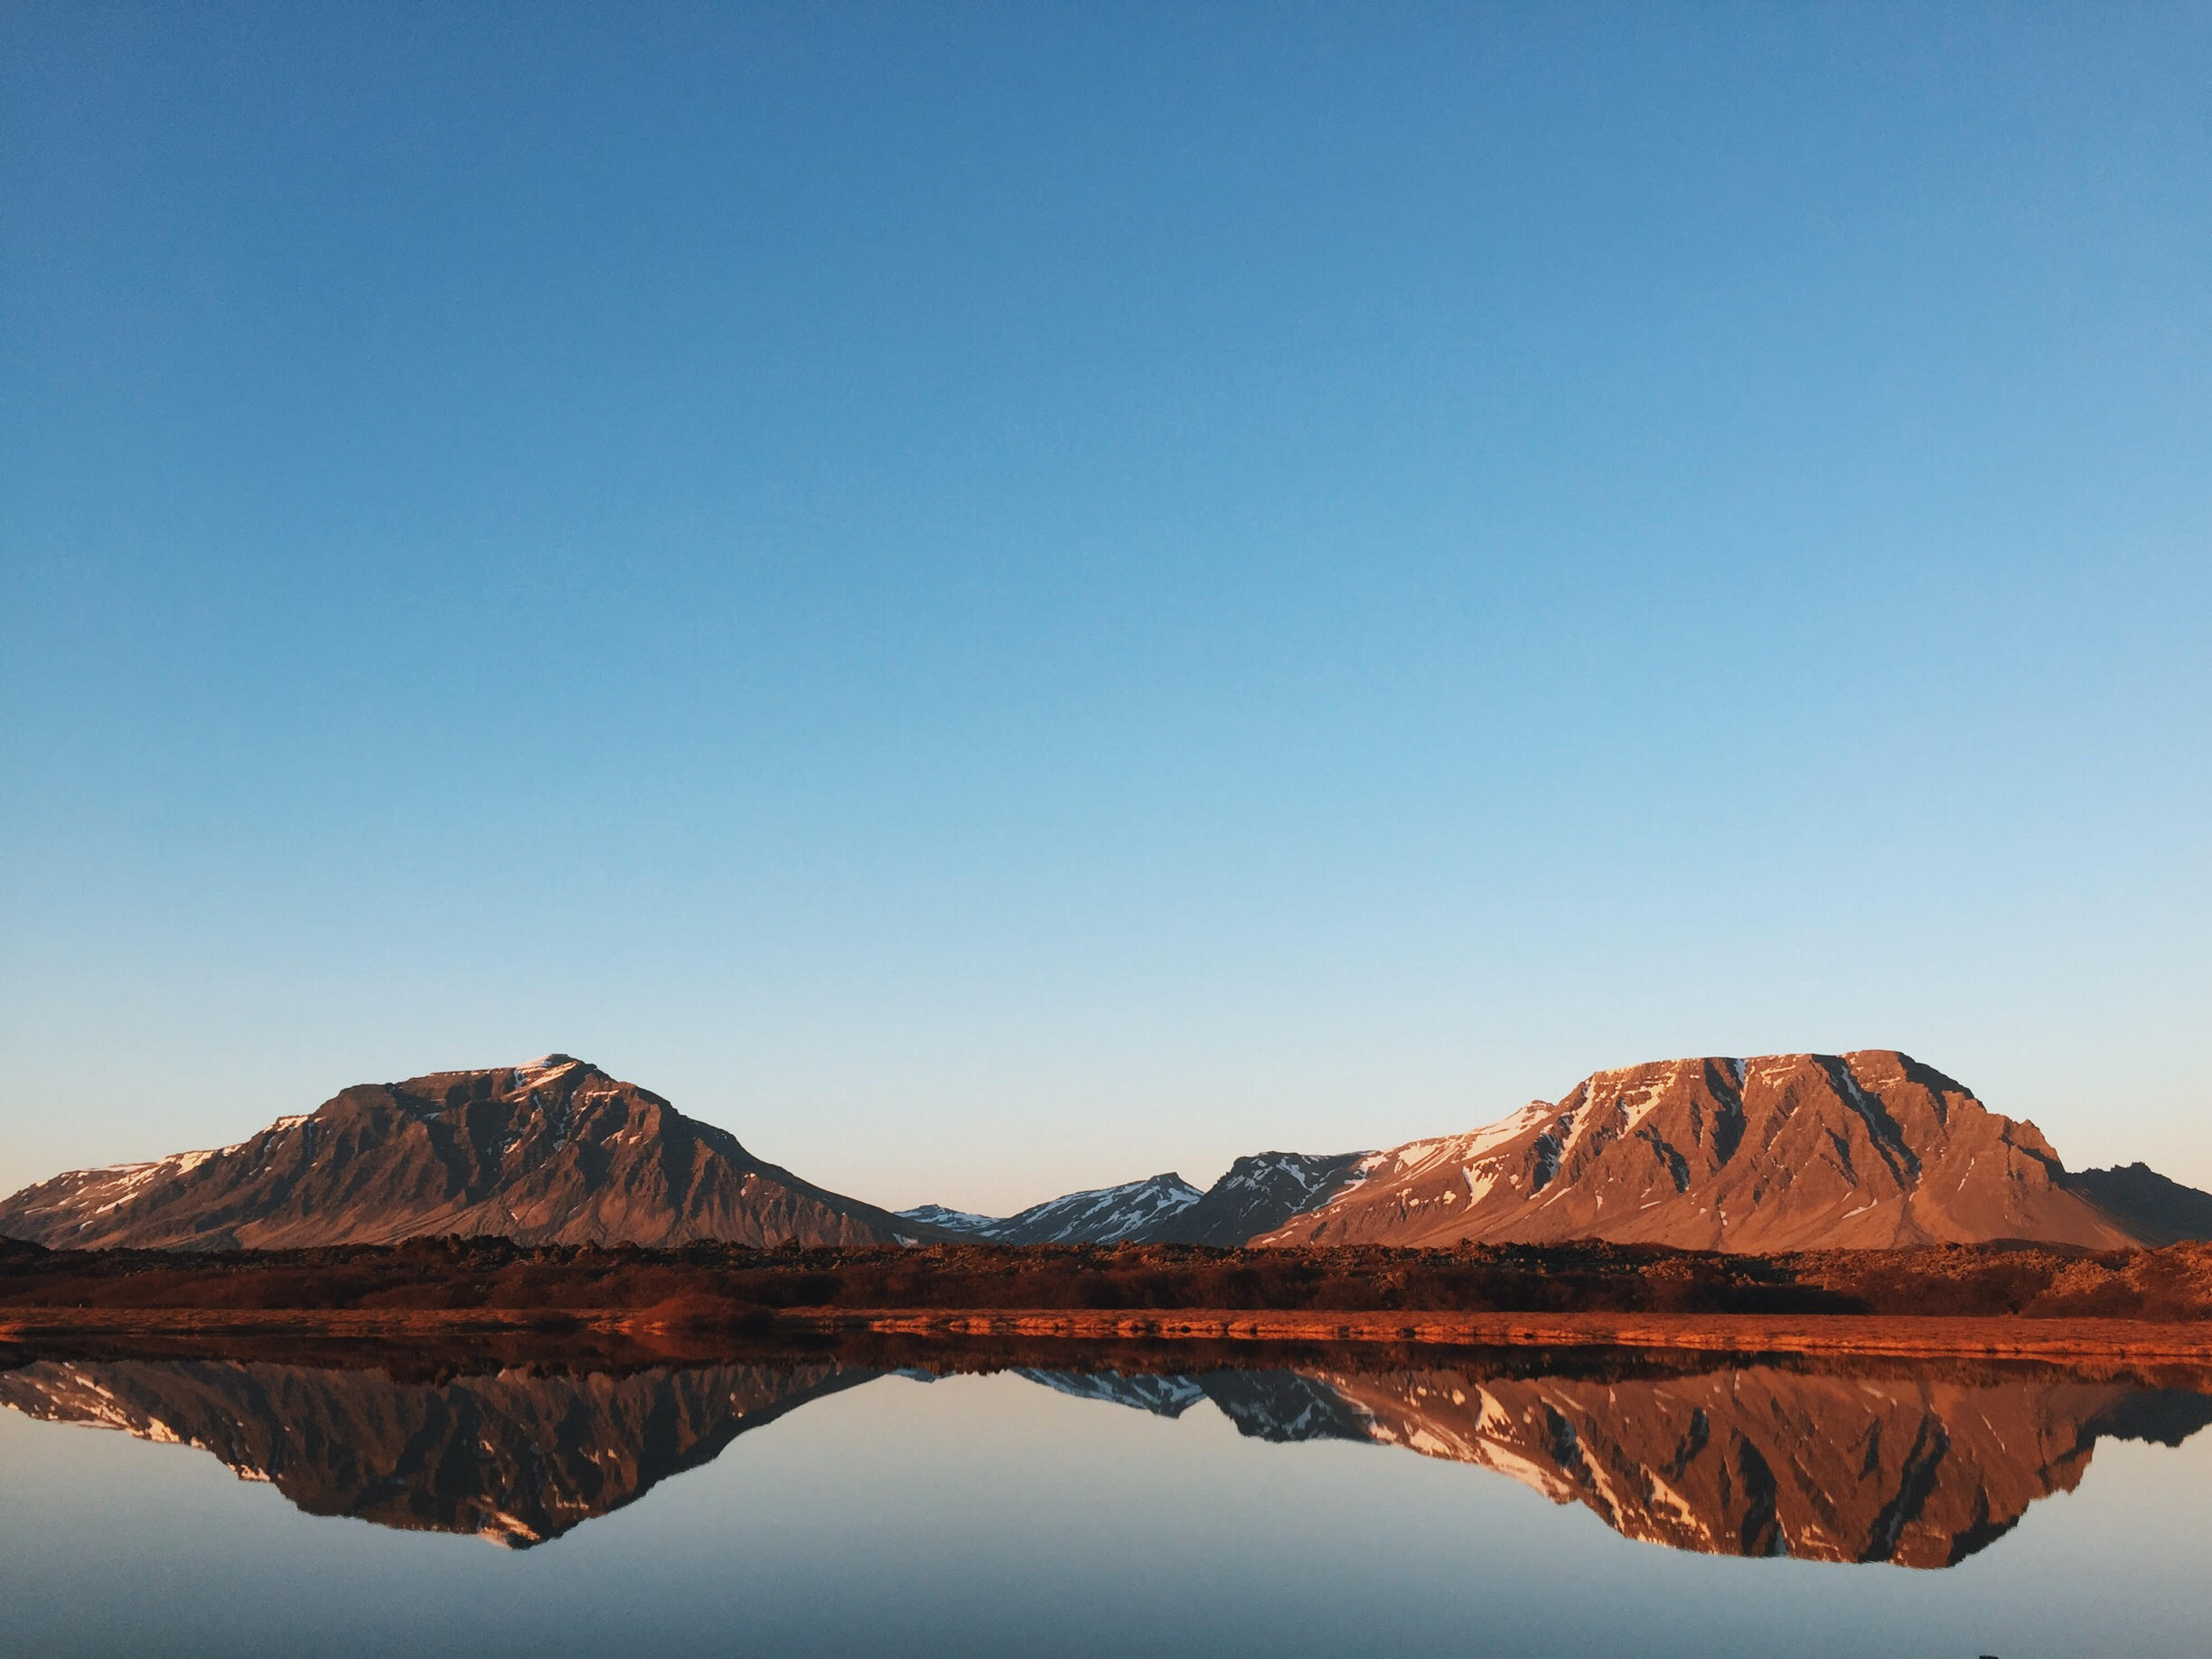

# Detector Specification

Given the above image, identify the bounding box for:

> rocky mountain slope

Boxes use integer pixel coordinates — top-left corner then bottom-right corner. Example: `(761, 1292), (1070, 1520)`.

(1260, 1050), (2146, 1251)
(1150, 1152), (1373, 1245)
(0, 1056), (936, 1251)
(902, 1151), (1370, 1248)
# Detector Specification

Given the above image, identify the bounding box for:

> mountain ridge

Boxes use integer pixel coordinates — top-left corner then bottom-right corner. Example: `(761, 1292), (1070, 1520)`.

(6, 1047), (2209, 1255)
(0, 1055), (938, 1251)
(899, 1173), (1204, 1245)
(899, 1151), (1376, 1248)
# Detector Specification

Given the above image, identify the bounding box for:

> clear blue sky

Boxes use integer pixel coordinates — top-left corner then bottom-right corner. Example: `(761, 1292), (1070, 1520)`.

(5, 4), (2207, 1212)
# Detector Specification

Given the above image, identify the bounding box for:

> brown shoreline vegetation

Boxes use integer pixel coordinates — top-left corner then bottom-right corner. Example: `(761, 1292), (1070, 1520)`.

(7, 1234), (2212, 1359)
(12, 1319), (2212, 1398)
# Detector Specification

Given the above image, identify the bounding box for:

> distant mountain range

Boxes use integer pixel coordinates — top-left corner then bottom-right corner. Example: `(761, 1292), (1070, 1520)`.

(897, 1151), (1373, 1247)
(3, 1048), (2207, 1253)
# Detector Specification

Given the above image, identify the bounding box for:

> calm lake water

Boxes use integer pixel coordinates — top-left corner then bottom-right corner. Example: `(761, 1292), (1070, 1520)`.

(4, 1345), (2209, 1658)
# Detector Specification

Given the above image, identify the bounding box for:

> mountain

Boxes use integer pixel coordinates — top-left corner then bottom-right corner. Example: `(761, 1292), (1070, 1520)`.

(900, 1153), (1369, 1247)
(899, 1173), (1203, 1244)
(1149, 1151), (1373, 1245)
(2061, 1163), (2212, 1248)
(0, 1055), (935, 1251)
(897, 1204), (1003, 1236)
(1261, 1050), (2149, 1251)
(12, 1045), (2203, 1256)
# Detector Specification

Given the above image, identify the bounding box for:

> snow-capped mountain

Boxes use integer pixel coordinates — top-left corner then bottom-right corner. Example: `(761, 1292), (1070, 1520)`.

(1151, 1150), (1373, 1244)
(0, 1056), (942, 1250)
(900, 1173), (1204, 1245)
(895, 1204), (1002, 1236)
(9, 1045), (2204, 1257)
(900, 1151), (1372, 1247)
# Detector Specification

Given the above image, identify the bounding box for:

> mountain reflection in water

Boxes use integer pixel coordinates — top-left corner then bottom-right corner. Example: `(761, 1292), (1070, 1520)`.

(3, 1349), (2207, 1565)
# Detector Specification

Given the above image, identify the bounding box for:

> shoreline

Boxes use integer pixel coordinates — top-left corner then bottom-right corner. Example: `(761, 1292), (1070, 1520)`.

(8, 1304), (2212, 1363)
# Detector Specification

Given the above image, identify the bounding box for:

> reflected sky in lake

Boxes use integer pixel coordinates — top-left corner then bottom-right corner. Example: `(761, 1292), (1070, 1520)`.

(5, 1346), (2210, 1657)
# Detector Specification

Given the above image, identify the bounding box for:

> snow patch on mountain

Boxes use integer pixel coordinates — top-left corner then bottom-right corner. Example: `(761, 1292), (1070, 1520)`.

(900, 1174), (1203, 1245)
(895, 1204), (1001, 1236)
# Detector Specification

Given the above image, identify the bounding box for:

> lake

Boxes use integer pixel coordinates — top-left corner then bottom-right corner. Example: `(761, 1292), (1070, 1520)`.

(4, 1344), (2207, 1657)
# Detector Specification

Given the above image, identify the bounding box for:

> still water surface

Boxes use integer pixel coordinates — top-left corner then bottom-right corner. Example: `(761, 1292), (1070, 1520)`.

(3, 1346), (2208, 1657)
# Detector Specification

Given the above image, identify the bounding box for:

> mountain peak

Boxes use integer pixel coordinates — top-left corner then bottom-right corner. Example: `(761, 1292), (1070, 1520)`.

(0, 1062), (930, 1251)
(900, 1172), (1204, 1245)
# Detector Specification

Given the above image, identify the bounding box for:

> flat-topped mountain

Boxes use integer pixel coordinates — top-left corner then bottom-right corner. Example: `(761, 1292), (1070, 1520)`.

(1261, 1050), (2144, 1251)
(0, 1056), (933, 1251)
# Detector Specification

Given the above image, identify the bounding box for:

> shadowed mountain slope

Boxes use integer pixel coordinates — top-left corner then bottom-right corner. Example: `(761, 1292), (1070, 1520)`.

(1150, 1152), (1373, 1245)
(2062, 1163), (2212, 1248)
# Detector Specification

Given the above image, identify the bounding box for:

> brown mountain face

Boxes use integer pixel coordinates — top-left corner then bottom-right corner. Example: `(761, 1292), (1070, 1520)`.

(0, 1055), (933, 1250)
(0, 1356), (879, 1547)
(1261, 1050), (2143, 1251)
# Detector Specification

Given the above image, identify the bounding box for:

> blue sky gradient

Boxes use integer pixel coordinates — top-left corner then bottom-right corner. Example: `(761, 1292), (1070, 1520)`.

(5, 4), (2207, 1210)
